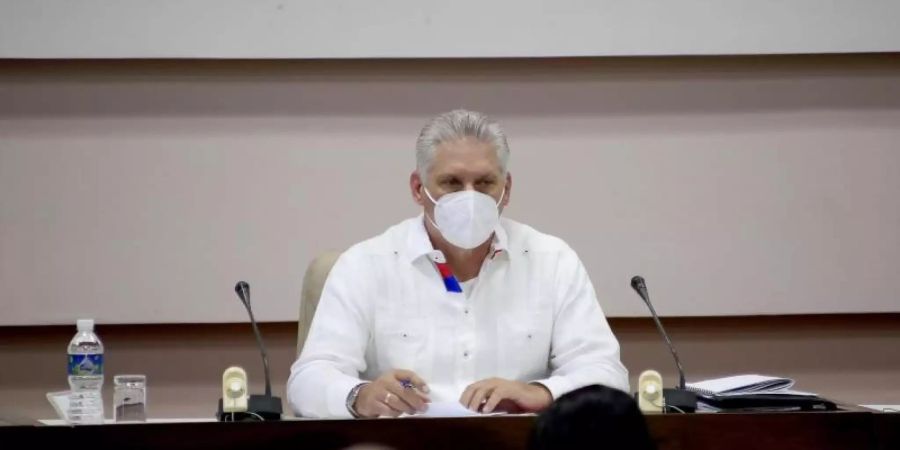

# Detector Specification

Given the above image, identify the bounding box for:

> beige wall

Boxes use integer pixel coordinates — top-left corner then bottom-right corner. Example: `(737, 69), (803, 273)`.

(1, 314), (898, 422)
(2, 55), (899, 422)
(3, 55), (900, 326)
(3, 1), (900, 58)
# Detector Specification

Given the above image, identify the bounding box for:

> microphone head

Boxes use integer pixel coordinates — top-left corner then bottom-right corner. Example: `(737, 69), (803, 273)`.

(234, 281), (250, 305)
(630, 275), (646, 292)
(630, 275), (649, 302)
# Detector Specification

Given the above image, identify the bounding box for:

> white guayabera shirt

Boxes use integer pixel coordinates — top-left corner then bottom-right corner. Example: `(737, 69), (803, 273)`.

(288, 216), (629, 418)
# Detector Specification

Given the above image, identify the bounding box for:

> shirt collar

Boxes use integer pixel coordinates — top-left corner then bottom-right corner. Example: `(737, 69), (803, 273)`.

(405, 214), (509, 264)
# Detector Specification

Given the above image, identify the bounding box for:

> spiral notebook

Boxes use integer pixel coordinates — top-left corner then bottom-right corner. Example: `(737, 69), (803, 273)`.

(686, 374), (802, 397)
(686, 374), (836, 411)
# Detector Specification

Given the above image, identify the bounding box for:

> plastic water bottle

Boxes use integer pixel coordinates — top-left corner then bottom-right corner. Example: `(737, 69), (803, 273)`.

(67, 319), (105, 424)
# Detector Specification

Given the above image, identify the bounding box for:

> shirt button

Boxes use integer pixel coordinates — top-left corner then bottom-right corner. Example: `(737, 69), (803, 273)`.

(464, 308), (469, 315)
(463, 351), (470, 358)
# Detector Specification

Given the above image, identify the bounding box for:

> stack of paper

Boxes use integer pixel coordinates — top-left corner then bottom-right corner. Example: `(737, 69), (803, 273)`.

(686, 374), (814, 397)
(686, 374), (834, 411)
(399, 401), (508, 418)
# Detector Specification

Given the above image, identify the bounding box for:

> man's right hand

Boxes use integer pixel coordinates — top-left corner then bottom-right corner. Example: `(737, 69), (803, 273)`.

(353, 370), (431, 418)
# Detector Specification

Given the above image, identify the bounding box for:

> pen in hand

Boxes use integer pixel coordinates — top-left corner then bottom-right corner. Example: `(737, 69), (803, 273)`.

(400, 378), (431, 401)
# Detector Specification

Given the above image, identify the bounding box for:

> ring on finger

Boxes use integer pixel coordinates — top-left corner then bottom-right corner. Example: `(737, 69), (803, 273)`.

(385, 392), (394, 404)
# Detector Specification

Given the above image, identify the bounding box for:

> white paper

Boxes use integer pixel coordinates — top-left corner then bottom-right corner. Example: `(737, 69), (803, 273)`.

(686, 374), (794, 395)
(402, 401), (505, 418)
(861, 404), (900, 412)
(45, 390), (70, 421)
(38, 418), (217, 426)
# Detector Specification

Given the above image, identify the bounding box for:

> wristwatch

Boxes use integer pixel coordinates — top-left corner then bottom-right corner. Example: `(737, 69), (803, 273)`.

(346, 382), (370, 418)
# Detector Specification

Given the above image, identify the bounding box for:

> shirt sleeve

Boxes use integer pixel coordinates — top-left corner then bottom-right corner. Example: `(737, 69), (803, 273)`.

(287, 249), (373, 418)
(531, 246), (630, 399)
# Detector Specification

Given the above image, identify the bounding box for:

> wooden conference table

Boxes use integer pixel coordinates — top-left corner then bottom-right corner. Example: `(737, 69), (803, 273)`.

(3, 409), (897, 450)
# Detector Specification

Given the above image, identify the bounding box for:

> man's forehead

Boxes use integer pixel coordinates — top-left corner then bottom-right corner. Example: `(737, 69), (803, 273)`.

(431, 138), (501, 170)
(431, 161), (502, 179)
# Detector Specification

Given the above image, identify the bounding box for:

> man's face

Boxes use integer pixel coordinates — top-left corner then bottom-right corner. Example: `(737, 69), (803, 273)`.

(411, 137), (511, 216)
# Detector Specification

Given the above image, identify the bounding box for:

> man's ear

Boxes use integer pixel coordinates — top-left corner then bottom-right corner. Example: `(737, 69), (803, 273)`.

(501, 172), (512, 208)
(410, 171), (425, 207)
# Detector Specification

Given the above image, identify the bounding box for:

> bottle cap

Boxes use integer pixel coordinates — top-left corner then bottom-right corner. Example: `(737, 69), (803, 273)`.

(76, 319), (95, 332)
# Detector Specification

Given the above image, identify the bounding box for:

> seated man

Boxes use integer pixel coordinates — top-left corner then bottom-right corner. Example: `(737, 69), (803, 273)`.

(288, 109), (628, 418)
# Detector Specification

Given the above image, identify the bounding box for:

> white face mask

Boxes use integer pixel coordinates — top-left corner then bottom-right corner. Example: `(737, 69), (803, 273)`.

(424, 186), (505, 250)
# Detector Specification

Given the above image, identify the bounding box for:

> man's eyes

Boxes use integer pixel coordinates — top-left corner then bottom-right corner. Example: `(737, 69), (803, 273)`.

(439, 178), (495, 189)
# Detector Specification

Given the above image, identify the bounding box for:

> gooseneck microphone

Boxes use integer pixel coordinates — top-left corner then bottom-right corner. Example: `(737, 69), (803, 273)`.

(234, 281), (272, 398)
(630, 276), (686, 389)
(216, 281), (282, 421)
(630, 275), (697, 413)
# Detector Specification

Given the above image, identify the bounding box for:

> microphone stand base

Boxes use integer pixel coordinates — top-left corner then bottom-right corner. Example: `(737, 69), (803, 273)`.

(663, 388), (698, 413)
(217, 395), (283, 421)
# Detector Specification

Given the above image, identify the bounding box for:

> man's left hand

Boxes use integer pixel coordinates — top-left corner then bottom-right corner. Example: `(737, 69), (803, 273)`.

(459, 378), (552, 414)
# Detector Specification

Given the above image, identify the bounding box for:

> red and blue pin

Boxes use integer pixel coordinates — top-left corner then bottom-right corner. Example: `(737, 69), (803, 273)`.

(430, 251), (462, 293)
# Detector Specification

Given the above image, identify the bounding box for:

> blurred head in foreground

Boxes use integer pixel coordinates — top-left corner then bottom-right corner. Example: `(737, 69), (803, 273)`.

(529, 385), (657, 450)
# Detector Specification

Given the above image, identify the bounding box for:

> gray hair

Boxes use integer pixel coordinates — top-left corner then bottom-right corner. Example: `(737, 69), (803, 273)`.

(415, 109), (510, 183)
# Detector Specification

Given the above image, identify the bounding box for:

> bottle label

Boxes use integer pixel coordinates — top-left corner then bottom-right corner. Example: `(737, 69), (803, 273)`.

(68, 354), (104, 376)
